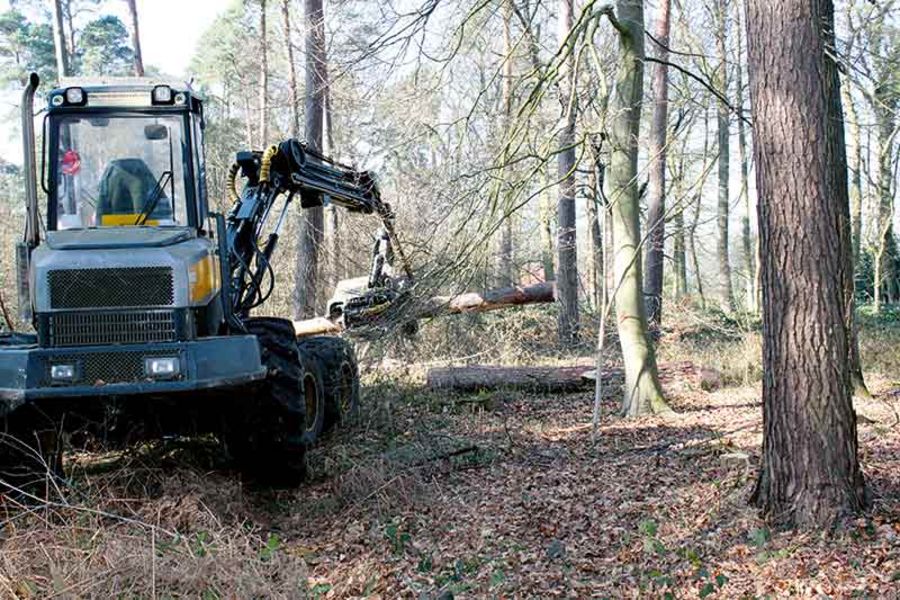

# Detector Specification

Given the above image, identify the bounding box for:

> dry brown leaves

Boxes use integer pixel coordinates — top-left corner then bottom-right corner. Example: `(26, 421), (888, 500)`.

(1, 365), (900, 598)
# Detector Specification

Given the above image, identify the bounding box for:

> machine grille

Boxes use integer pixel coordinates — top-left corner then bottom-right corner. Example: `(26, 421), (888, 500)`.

(48, 267), (175, 309)
(43, 350), (181, 386)
(48, 310), (178, 347)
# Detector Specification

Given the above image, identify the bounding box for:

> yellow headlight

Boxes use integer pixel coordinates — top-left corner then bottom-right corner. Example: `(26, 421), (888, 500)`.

(189, 254), (220, 304)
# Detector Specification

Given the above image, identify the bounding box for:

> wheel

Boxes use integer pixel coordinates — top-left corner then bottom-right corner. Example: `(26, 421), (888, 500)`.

(296, 336), (360, 432)
(224, 317), (324, 486)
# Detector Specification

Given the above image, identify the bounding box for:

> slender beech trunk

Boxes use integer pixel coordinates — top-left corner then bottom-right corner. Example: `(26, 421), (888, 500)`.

(873, 100), (896, 314)
(606, 0), (668, 416)
(556, 0), (579, 344)
(243, 91), (255, 148)
(841, 65), (869, 397)
(258, 0), (270, 145)
(324, 70), (341, 291)
(669, 144), (687, 298)
(588, 138), (606, 309)
(688, 109), (711, 307)
(498, 1), (515, 287)
(540, 170), (556, 282)
(672, 206), (686, 298)
(125, 0), (145, 77)
(735, 4), (754, 313)
(643, 0), (671, 325)
(843, 86), (863, 268)
(714, 0), (735, 313)
(51, 0), (70, 80)
(293, 0), (327, 319)
(746, 0), (867, 528)
(283, 0), (301, 139)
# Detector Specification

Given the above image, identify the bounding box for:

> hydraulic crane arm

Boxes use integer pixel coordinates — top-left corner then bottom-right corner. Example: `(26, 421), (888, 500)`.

(222, 139), (411, 320)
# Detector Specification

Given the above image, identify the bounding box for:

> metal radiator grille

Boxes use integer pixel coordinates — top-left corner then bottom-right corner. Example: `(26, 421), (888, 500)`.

(43, 350), (180, 386)
(48, 310), (178, 347)
(49, 267), (175, 309)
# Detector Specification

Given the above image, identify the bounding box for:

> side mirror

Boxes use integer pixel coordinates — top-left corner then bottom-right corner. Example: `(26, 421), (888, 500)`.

(144, 124), (169, 140)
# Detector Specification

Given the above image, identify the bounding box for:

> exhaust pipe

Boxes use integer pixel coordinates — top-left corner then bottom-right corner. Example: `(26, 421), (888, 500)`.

(21, 72), (39, 248)
(16, 72), (40, 325)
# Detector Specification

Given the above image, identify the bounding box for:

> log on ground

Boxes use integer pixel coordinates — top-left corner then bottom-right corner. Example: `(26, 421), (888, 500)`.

(427, 361), (700, 394)
(426, 365), (623, 393)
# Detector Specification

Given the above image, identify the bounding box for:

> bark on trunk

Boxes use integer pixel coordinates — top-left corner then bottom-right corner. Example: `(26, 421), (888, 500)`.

(689, 108), (713, 306)
(282, 0), (301, 139)
(125, 0), (144, 77)
(587, 143), (606, 310)
(735, 4), (755, 313)
(606, 0), (669, 417)
(746, 0), (867, 528)
(643, 0), (671, 326)
(293, 0), (327, 319)
(842, 84), (863, 270)
(672, 204), (686, 298)
(258, 0), (270, 145)
(556, 0), (579, 344)
(873, 98), (896, 314)
(540, 170), (556, 282)
(714, 0), (735, 313)
(51, 0), (70, 80)
(498, 1), (515, 287)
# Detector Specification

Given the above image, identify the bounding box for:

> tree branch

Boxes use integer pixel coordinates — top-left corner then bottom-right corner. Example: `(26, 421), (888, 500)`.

(644, 56), (752, 126)
(596, 3), (628, 37)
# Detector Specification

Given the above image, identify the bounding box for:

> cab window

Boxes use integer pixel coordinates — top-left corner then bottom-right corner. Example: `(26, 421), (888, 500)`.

(53, 114), (190, 229)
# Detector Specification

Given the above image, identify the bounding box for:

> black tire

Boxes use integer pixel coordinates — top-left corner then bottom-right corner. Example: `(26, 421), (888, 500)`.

(297, 336), (360, 432)
(224, 317), (323, 486)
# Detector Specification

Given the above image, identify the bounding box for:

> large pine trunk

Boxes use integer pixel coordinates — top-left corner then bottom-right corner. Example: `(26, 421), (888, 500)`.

(555, 0), (579, 344)
(51, 0), (70, 80)
(293, 0), (327, 319)
(643, 0), (671, 326)
(125, 0), (144, 77)
(746, 0), (867, 528)
(607, 0), (668, 417)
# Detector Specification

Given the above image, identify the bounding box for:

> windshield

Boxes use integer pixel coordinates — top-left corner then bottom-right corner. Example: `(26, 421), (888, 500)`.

(52, 114), (190, 229)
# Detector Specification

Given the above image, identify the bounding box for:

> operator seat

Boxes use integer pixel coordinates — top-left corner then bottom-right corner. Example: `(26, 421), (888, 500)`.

(96, 158), (172, 225)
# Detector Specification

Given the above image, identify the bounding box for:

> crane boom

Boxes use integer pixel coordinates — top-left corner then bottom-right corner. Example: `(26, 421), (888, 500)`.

(222, 139), (411, 320)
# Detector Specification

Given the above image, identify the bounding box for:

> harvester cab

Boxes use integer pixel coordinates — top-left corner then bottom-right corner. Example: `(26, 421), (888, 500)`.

(0, 73), (396, 484)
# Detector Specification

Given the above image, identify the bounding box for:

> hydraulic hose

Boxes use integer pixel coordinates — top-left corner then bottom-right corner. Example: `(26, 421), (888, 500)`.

(226, 162), (240, 204)
(259, 145), (279, 184)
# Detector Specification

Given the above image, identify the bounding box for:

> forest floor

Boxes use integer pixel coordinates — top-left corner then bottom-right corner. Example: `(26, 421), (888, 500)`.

(1, 310), (900, 598)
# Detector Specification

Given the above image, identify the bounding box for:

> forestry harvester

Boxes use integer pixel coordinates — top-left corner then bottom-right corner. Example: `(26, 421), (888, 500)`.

(0, 74), (404, 484)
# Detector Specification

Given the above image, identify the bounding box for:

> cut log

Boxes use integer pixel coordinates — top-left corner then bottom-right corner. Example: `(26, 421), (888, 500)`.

(293, 281), (556, 338)
(420, 281), (556, 318)
(426, 361), (698, 394)
(426, 365), (620, 393)
(293, 317), (342, 337)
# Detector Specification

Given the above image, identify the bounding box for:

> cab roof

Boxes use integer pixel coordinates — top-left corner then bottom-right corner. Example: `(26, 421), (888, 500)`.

(47, 78), (202, 113)
(53, 77), (193, 95)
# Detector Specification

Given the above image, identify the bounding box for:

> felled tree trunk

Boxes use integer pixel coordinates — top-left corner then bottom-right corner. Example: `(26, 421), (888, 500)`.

(293, 282), (556, 337)
(421, 281), (555, 317)
(426, 361), (699, 394)
(427, 365), (607, 393)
